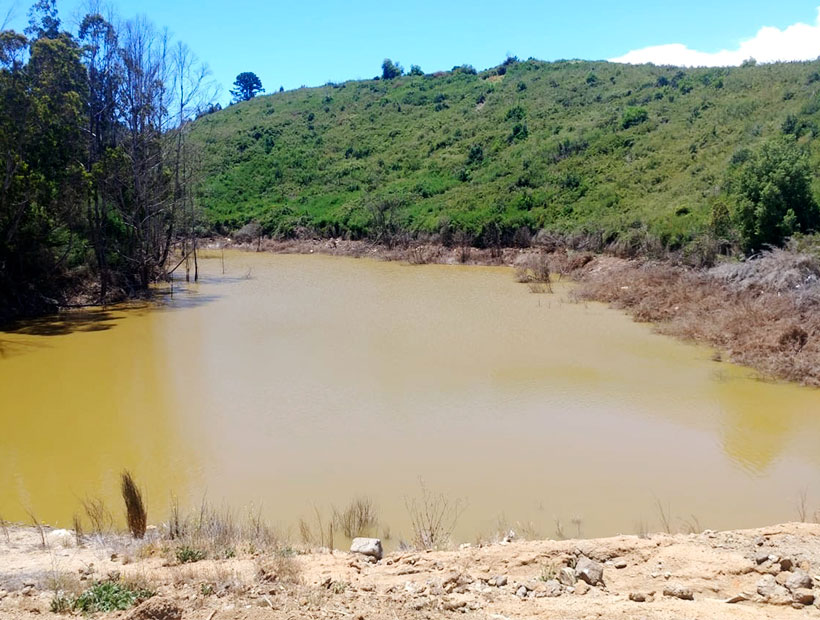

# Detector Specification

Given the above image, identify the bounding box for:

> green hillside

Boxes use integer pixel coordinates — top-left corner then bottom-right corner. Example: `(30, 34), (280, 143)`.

(190, 58), (820, 254)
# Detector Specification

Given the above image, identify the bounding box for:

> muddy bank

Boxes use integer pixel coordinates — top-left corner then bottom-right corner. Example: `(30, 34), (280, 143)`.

(214, 237), (820, 386)
(3, 522), (820, 619)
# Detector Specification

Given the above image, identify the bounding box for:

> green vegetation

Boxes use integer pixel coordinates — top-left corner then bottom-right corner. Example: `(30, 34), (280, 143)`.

(0, 2), (211, 322)
(69, 581), (154, 613)
(190, 58), (820, 255)
(231, 71), (265, 102)
(176, 545), (208, 563)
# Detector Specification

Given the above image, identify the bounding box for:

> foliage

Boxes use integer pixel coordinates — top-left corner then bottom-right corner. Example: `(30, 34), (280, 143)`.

(621, 106), (648, 129)
(188, 57), (820, 256)
(729, 137), (820, 251)
(73, 581), (154, 613)
(231, 71), (264, 102)
(408, 64), (423, 76)
(381, 58), (402, 80)
(0, 2), (214, 322)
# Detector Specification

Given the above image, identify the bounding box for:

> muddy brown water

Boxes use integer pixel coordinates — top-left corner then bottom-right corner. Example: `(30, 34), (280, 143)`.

(2, 250), (820, 545)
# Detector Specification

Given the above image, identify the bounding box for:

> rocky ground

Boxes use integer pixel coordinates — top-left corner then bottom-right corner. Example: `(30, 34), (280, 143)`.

(3, 523), (820, 619)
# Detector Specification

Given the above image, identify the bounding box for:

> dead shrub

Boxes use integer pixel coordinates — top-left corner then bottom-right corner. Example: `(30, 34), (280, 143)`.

(81, 497), (114, 535)
(121, 471), (147, 539)
(405, 480), (465, 550)
(779, 326), (809, 352)
(514, 252), (552, 291)
(332, 497), (378, 539)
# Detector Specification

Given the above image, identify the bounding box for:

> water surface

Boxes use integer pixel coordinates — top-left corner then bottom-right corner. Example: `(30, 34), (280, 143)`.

(2, 251), (820, 542)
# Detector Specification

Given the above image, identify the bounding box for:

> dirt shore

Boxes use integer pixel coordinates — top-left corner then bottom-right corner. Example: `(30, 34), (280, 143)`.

(3, 523), (820, 619)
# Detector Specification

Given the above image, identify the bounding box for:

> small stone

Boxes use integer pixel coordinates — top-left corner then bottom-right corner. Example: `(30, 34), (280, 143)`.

(46, 529), (75, 548)
(725, 593), (748, 604)
(754, 550), (770, 565)
(779, 558), (794, 572)
(754, 537), (765, 547)
(786, 569), (813, 591)
(612, 558), (627, 569)
(575, 557), (604, 586)
(757, 575), (791, 605)
(793, 589), (815, 605)
(574, 581), (589, 596)
(490, 575), (507, 587)
(541, 580), (562, 597)
(557, 567), (576, 587)
(629, 592), (647, 602)
(350, 538), (383, 561)
(663, 585), (694, 601)
(516, 585), (528, 598)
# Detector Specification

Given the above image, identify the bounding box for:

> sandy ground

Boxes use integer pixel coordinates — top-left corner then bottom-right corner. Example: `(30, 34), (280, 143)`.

(2, 523), (820, 619)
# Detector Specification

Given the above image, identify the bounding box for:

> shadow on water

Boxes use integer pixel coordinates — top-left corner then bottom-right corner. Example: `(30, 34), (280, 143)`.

(0, 309), (119, 337)
(0, 286), (223, 343)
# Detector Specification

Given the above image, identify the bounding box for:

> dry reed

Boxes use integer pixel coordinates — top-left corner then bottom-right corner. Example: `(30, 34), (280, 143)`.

(121, 471), (147, 539)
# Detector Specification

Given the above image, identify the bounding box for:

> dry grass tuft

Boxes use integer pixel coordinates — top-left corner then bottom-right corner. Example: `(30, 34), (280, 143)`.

(162, 499), (283, 561)
(82, 497), (114, 535)
(256, 551), (301, 585)
(332, 497), (378, 539)
(121, 471), (147, 539)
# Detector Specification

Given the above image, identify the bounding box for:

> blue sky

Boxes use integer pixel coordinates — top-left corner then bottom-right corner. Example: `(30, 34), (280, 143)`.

(4, 0), (820, 104)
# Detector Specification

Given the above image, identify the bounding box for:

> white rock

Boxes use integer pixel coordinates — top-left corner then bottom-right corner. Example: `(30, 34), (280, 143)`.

(46, 529), (75, 548)
(350, 537), (383, 561)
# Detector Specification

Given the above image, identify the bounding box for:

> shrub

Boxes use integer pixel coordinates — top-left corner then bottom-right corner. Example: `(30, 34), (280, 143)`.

(381, 59), (402, 80)
(621, 106), (648, 129)
(731, 138), (820, 251)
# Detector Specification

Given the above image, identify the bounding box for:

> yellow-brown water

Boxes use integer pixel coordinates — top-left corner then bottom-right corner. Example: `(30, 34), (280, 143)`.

(2, 251), (820, 542)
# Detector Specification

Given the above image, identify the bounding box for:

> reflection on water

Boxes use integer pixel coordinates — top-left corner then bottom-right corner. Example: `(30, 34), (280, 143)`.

(1, 251), (820, 541)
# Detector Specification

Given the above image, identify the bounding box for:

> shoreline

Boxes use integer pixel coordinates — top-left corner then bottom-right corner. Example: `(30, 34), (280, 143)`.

(2, 521), (820, 618)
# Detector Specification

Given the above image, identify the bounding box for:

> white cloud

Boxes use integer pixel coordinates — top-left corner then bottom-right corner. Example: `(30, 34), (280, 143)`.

(610, 7), (820, 67)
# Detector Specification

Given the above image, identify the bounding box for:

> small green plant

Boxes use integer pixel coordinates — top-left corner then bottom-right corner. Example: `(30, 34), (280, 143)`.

(50, 593), (73, 614)
(73, 581), (153, 613)
(176, 545), (207, 564)
(201, 583), (215, 596)
(331, 580), (348, 594)
(538, 561), (557, 582)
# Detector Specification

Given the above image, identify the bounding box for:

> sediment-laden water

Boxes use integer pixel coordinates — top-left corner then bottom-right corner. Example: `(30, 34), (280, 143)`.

(2, 251), (819, 543)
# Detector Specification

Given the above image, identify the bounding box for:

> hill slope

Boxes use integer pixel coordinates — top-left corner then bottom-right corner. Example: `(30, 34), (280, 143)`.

(190, 59), (820, 252)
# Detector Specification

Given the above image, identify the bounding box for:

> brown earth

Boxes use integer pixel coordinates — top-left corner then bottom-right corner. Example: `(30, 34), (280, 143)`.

(3, 523), (820, 619)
